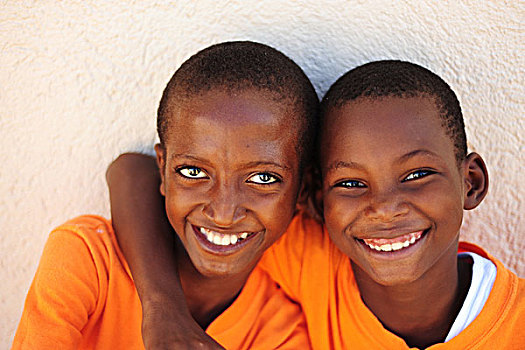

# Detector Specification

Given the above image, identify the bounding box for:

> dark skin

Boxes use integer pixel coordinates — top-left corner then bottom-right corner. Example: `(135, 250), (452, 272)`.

(321, 96), (488, 348)
(108, 88), (304, 349)
(109, 94), (489, 348)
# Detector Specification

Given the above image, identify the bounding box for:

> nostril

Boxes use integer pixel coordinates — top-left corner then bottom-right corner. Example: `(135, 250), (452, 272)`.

(364, 201), (409, 221)
(201, 202), (247, 227)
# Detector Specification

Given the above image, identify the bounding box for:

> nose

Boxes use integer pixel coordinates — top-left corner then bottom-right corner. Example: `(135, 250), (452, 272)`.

(202, 181), (247, 227)
(364, 186), (409, 222)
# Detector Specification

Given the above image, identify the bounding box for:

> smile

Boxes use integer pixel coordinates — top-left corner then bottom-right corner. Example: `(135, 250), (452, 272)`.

(361, 230), (425, 252)
(197, 226), (257, 247)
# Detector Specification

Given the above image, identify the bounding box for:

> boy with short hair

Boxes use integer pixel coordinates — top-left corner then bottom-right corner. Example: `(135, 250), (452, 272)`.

(13, 41), (319, 349)
(108, 60), (524, 349)
(260, 60), (524, 348)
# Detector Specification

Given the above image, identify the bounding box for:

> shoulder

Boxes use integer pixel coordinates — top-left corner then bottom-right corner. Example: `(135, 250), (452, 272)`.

(209, 267), (311, 350)
(258, 211), (342, 301)
(458, 241), (525, 344)
(12, 216), (116, 348)
(459, 241), (522, 294)
(272, 210), (328, 255)
(40, 215), (132, 284)
(259, 211), (328, 282)
(55, 215), (113, 239)
(51, 215), (118, 257)
(33, 216), (116, 279)
(447, 242), (525, 349)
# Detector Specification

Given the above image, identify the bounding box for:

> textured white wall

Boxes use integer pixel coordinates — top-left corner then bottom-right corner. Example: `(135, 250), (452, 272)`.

(1, 0), (523, 346)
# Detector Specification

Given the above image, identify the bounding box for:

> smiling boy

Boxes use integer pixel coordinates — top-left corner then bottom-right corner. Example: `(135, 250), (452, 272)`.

(13, 41), (319, 349)
(260, 60), (524, 348)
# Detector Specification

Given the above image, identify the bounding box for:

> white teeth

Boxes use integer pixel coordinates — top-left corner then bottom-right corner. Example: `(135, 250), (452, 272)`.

(197, 227), (252, 246)
(379, 244), (392, 251)
(391, 242), (403, 251)
(363, 231), (424, 252)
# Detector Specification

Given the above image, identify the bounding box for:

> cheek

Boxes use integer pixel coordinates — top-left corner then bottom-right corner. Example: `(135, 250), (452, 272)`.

(436, 193), (464, 231)
(251, 191), (298, 236)
(164, 185), (199, 226)
(322, 194), (355, 247)
(323, 192), (358, 228)
(413, 182), (464, 223)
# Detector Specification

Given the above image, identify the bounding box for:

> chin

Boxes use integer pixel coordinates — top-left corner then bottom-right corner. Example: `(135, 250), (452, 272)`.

(353, 259), (427, 287)
(369, 266), (427, 287)
(196, 266), (234, 278)
(193, 256), (253, 279)
(373, 273), (420, 287)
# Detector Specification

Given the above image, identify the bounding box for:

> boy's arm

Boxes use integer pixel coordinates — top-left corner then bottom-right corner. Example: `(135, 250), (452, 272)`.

(106, 153), (224, 350)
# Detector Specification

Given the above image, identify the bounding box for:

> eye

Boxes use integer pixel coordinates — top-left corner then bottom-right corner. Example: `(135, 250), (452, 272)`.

(247, 173), (280, 185)
(177, 166), (208, 179)
(334, 180), (366, 188)
(403, 169), (434, 182)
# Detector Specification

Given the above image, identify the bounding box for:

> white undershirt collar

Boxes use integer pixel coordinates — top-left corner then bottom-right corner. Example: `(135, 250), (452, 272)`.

(444, 252), (497, 342)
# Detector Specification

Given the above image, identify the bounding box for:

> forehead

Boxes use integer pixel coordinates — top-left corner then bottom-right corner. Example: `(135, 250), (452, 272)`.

(163, 89), (300, 165)
(321, 96), (455, 165)
(166, 89), (301, 138)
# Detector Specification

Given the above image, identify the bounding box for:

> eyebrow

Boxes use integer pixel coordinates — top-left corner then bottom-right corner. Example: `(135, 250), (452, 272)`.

(241, 161), (291, 171)
(325, 149), (443, 173)
(326, 160), (364, 172)
(170, 154), (291, 171)
(170, 154), (209, 164)
(397, 149), (442, 163)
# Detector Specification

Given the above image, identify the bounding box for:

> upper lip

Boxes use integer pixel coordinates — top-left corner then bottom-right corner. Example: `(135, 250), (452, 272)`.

(352, 223), (429, 240)
(191, 223), (261, 235)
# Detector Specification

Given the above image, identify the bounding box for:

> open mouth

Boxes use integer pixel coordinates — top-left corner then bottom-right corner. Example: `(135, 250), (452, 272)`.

(192, 225), (260, 252)
(358, 229), (429, 253)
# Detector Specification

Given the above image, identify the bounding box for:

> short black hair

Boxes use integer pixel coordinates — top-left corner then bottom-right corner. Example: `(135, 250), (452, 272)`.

(321, 60), (467, 164)
(157, 41), (319, 167)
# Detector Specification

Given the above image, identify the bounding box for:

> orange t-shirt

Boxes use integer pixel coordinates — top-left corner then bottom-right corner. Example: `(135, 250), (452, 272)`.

(260, 211), (525, 349)
(13, 215), (310, 350)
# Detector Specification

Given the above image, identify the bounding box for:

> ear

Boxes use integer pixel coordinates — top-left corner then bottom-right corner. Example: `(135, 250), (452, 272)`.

(463, 152), (489, 210)
(295, 165), (324, 222)
(154, 143), (167, 197)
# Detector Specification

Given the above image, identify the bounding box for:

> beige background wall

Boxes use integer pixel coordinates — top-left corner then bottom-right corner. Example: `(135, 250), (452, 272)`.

(1, 0), (523, 346)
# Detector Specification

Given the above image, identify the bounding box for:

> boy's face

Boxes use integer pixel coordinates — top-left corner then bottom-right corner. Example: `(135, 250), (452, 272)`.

(321, 96), (468, 286)
(156, 89), (302, 277)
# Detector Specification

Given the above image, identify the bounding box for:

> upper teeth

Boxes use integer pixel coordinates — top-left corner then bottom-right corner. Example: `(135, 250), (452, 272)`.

(200, 227), (251, 246)
(363, 231), (423, 252)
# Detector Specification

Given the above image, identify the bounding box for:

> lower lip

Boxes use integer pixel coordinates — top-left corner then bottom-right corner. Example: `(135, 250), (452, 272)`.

(191, 225), (261, 255)
(357, 229), (430, 259)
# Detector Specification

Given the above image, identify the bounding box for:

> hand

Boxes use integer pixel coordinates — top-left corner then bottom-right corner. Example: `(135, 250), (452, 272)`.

(141, 300), (225, 350)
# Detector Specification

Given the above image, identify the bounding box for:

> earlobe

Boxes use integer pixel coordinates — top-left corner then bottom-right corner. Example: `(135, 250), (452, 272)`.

(154, 143), (167, 197)
(463, 152), (489, 210)
(296, 166), (323, 222)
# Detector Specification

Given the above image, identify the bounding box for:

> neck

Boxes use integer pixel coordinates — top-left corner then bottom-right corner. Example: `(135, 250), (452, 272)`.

(353, 249), (472, 348)
(175, 240), (252, 329)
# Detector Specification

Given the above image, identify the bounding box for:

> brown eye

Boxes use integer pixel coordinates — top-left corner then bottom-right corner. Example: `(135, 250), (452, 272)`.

(247, 173), (280, 185)
(178, 166), (207, 179)
(403, 169), (434, 182)
(335, 180), (366, 188)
